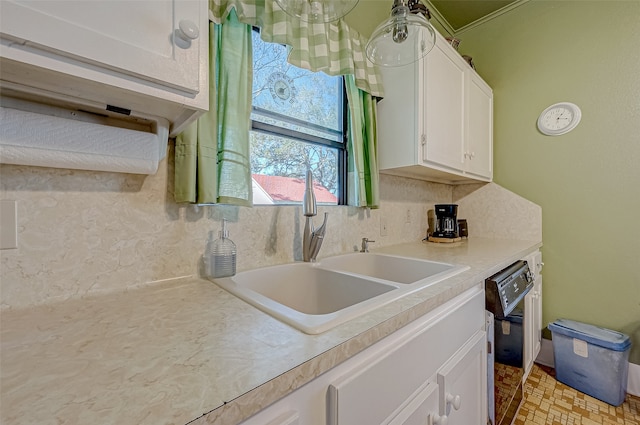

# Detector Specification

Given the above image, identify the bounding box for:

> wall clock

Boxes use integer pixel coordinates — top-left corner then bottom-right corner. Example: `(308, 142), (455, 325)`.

(537, 102), (582, 136)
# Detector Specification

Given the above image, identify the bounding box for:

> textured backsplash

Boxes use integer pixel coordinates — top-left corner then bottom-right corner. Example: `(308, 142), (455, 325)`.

(456, 183), (542, 242)
(0, 147), (455, 310)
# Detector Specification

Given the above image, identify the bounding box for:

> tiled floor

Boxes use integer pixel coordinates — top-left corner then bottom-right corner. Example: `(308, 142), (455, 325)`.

(515, 364), (640, 424)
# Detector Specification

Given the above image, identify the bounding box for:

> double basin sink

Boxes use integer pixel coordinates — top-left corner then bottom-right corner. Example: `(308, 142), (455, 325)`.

(211, 253), (469, 334)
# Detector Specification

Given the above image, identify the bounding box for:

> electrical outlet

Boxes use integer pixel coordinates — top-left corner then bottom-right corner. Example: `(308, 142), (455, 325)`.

(380, 217), (388, 236)
(405, 209), (411, 224)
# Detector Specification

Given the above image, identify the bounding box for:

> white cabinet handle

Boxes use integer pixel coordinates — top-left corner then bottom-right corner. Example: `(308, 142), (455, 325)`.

(432, 414), (448, 425)
(446, 393), (461, 410)
(177, 19), (200, 40)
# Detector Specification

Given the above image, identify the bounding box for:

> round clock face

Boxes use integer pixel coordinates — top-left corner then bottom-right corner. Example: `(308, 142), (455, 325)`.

(267, 72), (296, 103)
(537, 102), (582, 136)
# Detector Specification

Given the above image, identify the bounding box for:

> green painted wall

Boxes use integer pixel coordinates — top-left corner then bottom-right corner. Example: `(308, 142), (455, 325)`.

(344, 1), (389, 37)
(345, 0), (451, 37)
(456, 1), (640, 363)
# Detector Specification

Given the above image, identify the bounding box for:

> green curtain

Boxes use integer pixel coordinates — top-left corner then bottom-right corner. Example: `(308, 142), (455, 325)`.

(345, 75), (380, 208)
(179, 1), (382, 207)
(215, 11), (253, 205)
(174, 10), (253, 205)
(210, 0), (383, 208)
(174, 21), (218, 204)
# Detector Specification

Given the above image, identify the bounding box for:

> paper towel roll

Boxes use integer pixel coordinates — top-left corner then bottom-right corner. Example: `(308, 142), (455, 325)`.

(0, 106), (166, 174)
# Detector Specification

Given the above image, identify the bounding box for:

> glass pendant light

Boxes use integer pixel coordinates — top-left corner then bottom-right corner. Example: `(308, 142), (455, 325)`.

(275, 0), (360, 23)
(365, 0), (436, 67)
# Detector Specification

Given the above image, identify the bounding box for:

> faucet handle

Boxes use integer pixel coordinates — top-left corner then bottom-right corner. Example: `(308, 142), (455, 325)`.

(360, 238), (375, 252)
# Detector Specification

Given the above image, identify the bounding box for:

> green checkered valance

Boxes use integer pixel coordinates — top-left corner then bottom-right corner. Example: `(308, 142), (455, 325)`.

(209, 0), (385, 98)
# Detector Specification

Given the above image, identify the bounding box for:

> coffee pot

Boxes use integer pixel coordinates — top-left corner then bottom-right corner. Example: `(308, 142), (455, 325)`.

(433, 204), (459, 238)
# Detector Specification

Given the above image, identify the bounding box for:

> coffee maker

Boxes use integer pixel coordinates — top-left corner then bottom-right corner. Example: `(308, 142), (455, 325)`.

(432, 204), (459, 238)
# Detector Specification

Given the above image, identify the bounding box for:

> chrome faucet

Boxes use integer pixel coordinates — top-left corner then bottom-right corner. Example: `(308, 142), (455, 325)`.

(360, 238), (375, 252)
(302, 170), (328, 262)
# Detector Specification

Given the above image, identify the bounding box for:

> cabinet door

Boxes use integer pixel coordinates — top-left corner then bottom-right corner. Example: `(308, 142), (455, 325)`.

(377, 57), (421, 170)
(465, 71), (493, 179)
(240, 410), (300, 425)
(437, 330), (487, 425)
(524, 278), (543, 376)
(532, 277), (542, 361)
(328, 288), (485, 425)
(422, 38), (466, 171)
(385, 382), (440, 425)
(523, 252), (543, 377)
(1, 0), (203, 94)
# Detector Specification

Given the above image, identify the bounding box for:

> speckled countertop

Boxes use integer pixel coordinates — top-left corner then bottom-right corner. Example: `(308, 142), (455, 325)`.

(0, 238), (541, 425)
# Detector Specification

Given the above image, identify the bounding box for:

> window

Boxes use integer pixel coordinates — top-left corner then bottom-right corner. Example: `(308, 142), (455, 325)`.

(250, 30), (347, 205)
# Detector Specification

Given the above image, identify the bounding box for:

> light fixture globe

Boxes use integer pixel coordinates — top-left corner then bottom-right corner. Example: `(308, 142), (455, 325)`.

(365, 0), (436, 67)
(275, 0), (360, 23)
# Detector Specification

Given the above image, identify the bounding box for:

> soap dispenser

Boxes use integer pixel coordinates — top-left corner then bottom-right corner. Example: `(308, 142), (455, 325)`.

(204, 219), (236, 278)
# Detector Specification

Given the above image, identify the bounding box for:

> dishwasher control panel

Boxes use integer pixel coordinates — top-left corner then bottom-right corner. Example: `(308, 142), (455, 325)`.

(485, 260), (533, 318)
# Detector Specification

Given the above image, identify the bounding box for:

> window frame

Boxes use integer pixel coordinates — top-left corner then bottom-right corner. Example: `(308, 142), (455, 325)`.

(250, 30), (348, 206)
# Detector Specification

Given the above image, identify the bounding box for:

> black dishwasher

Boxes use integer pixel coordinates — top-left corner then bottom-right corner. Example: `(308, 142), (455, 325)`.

(485, 260), (534, 425)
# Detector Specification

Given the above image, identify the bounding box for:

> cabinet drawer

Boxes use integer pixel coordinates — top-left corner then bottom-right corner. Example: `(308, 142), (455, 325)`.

(328, 289), (484, 425)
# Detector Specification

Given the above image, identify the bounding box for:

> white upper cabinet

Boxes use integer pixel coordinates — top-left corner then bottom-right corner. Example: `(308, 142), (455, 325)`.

(378, 32), (493, 184)
(465, 72), (493, 179)
(0, 0), (209, 136)
(422, 37), (466, 172)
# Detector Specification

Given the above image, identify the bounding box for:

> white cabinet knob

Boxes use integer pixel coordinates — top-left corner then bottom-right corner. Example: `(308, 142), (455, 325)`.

(446, 393), (461, 410)
(177, 19), (200, 40)
(432, 414), (448, 425)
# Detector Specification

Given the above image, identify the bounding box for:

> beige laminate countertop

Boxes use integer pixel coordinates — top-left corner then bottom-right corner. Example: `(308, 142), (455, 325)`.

(0, 238), (541, 425)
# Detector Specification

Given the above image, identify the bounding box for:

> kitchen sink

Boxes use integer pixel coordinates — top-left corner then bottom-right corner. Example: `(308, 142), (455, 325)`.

(212, 263), (400, 334)
(211, 254), (469, 334)
(316, 253), (466, 285)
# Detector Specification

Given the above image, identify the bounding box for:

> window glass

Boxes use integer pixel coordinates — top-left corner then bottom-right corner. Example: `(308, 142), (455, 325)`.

(250, 30), (345, 205)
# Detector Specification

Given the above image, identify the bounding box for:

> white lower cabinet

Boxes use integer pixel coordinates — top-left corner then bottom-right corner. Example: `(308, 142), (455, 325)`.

(523, 250), (543, 378)
(436, 331), (487, 425)
(239, 286), (487, 425)
(263, 412), (300, 425)
(387, 381), (440, 425)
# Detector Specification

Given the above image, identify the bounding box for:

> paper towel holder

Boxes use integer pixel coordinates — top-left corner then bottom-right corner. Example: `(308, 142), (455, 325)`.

(0, 94), (169, 174)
